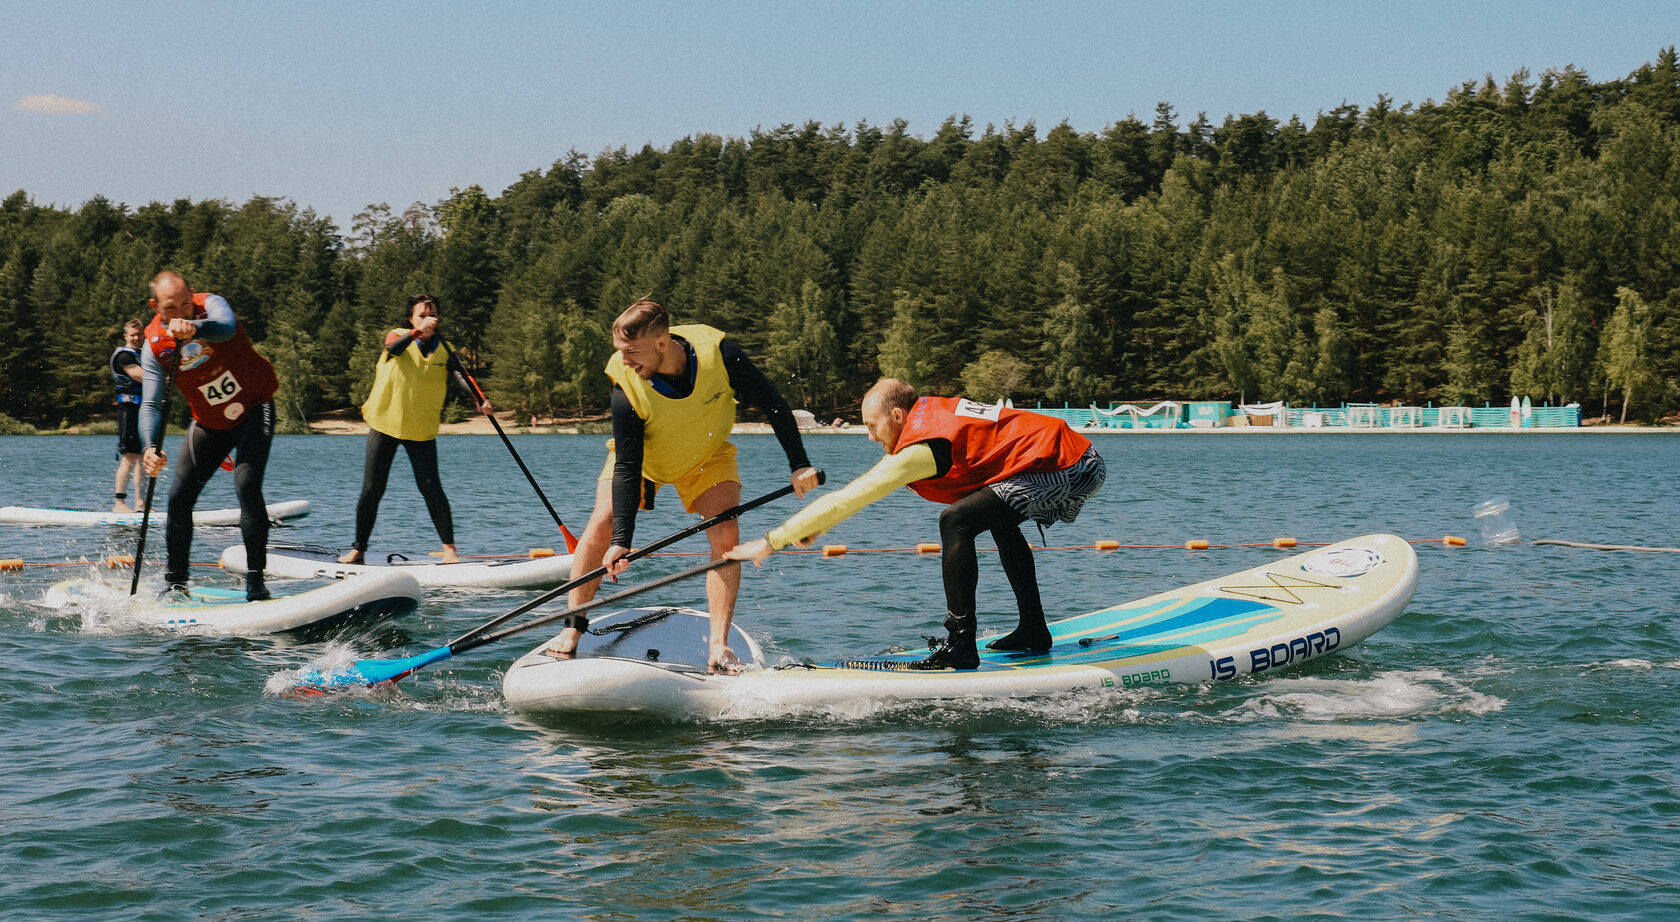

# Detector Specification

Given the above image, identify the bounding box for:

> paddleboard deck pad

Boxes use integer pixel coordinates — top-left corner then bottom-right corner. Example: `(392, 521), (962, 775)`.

(502, 533), (1419, 720)
(0, 500), (310, 527)
(42, 569), (421, 636)
(219, 544), (577, 590)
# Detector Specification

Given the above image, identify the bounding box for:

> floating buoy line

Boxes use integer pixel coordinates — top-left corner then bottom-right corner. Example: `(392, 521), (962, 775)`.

(11, 534), (1676, 571)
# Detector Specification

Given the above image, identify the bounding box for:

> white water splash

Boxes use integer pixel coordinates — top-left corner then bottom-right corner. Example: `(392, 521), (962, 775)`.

(1228, 668), (1506, 722)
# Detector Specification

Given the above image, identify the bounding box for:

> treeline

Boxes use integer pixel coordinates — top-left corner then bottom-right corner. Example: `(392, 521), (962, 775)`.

(4, 49), (1680, 429)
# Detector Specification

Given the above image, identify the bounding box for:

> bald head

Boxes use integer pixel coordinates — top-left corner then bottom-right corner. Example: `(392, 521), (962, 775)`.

(861, 378), (918, 453)
(863, 378), (918, 415)
(148, 271), (195, 319)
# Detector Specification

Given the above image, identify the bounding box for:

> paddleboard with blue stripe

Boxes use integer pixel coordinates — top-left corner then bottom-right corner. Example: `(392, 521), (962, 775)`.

(502, 534), (1419, 719)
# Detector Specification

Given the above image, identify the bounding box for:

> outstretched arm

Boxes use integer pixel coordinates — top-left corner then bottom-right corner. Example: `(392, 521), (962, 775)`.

(728, 443), (938, 564)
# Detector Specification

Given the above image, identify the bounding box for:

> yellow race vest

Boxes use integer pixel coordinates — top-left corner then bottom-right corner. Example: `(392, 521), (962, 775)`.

(604, 324), (737, 484)
(362, 331), (452, 441)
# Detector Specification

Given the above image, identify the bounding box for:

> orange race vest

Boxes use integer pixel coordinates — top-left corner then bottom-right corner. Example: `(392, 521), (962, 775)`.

(895, 396), (1091, 505)
(146, 292), (278, 430)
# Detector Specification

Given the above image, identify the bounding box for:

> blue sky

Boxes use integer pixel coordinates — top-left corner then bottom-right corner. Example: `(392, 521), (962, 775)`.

(4, 1), (1675, 231)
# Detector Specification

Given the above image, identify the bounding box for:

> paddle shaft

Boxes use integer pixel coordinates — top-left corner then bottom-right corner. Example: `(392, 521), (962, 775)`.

(444, 472), (821, 650)
(458, 557), (734, 655)
(443, 340), (579, 552)
(129, 349), (180, 595)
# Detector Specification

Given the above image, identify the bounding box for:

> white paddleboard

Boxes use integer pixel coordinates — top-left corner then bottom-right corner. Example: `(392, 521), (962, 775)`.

(219, 544), (577, 590)
(42, 569), (421, 635)
(0, 500), (311, 527)
(502, 534), (1419, 720)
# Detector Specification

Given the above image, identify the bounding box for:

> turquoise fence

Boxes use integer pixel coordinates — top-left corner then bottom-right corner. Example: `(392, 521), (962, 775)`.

(1027, 401), (1582, 429)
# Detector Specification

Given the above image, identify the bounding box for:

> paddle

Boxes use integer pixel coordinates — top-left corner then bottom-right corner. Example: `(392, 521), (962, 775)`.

(443, 340), (579, 553)
(294, 472), (822, 689)
(129, 346), (181, 596)
(296, 556), (733, 689)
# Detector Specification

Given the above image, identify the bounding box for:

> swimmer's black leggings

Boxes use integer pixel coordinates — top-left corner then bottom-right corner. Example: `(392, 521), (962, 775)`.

(351, 429), (454, 552)
(938, 486), (1044, 622)
(164, 403), (274, 585)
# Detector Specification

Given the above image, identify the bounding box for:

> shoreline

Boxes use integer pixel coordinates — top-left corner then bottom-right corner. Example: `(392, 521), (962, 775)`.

(15, 418), (1676, 437)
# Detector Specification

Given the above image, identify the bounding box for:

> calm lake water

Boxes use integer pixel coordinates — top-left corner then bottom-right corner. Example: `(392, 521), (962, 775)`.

(2, 430), (1677, 921)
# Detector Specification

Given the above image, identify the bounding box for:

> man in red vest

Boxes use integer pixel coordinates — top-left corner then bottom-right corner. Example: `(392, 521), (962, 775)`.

(140, 271), (280, 601)
(730, 378), (1106, 669)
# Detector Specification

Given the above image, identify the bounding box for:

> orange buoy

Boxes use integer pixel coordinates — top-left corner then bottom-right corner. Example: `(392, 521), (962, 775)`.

(0, 558), (23, 570)
(529, 548), (554, 558)
(1095, 539), (1120, 550)
(106, 555), (135, 568)
(1273, 536), (1298, 548)
(1185, 539), (1209, 550)
(1443, 535), (1467, 546)
(916, 542), (940, 554)
(822, 545), (848, 557)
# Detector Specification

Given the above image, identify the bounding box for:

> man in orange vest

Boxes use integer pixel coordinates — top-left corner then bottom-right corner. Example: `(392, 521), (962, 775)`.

(730, 378), (1106, 669)
(140, 271), (279, 601)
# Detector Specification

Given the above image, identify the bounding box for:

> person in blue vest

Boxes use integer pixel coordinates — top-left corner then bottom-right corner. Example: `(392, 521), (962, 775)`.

(110, 319), (145, 512)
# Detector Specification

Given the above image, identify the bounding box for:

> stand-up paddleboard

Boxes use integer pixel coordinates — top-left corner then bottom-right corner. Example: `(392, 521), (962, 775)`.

(42, 569), (421, 635)
(219, 544), (577, 590)
(0, 500), (310, 527)
(502, 533), (1419, 720)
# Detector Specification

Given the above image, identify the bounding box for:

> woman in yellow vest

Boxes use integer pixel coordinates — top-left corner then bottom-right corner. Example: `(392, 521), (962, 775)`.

(339, 294), (490, 565)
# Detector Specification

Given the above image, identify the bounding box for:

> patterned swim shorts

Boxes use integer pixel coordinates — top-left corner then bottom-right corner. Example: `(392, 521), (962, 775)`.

(989, 445), (1106, 526)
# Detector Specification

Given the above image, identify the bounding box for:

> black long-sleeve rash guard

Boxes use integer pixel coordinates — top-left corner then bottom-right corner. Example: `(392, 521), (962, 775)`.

(610, 335), (812, 548)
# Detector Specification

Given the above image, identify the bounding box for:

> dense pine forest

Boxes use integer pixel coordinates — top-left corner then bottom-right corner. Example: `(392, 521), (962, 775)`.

(4, 50), (1679, 431)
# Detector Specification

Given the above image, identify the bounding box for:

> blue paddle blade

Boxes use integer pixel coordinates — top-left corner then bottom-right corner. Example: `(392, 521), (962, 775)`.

(294, 645), (454, 689)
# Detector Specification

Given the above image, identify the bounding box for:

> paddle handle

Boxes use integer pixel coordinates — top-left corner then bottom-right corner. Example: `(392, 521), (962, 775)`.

(444, 341), (580, 553)
(443, 470), (823, 650)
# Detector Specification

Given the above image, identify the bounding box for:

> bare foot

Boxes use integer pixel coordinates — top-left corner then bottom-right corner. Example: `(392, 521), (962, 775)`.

(543, 626), (582, 658)
(708, 642), (744, 676)
(337, 549), (364, 564)
(113, 502), (135, 513)
(438, 545), (461, 564)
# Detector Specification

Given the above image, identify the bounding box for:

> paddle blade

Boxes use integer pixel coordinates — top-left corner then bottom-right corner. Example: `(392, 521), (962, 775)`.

(291, 645), (454, 690)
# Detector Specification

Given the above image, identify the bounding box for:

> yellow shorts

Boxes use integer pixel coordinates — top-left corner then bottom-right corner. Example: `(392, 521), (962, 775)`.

(599, 439), (739, 514)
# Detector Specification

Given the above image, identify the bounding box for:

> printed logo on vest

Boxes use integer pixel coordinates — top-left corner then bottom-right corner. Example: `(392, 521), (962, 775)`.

(179, 341), (213, 372)
(199, 370), (242, 405)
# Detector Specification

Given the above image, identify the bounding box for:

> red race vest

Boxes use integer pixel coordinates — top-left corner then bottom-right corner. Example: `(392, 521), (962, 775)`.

(146, 292), (278, 430)
(896, 396), (1091, 505)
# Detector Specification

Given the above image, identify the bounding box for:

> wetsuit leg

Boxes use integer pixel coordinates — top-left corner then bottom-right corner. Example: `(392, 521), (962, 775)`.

(403, 438), (454, 546)
(938, 486), (1028, 618)
(352, 430), (401, 552)
(987, 518), (1052, 651)
(230, 403), (275, 574)
(163, 421), (241, 585)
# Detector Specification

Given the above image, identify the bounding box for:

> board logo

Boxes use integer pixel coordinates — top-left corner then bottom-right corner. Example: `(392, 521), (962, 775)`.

(1302, 547), (1383, 578)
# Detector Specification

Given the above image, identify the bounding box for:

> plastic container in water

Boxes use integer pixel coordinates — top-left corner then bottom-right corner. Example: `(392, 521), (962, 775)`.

(1472, 498), (1520, 545)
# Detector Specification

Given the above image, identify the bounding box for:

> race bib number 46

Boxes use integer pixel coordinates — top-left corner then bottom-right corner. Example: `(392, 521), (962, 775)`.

(199, 370), (242, 405)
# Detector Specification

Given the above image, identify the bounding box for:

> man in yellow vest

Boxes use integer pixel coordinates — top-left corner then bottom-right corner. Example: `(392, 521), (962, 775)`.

(548, 299), (821, 674)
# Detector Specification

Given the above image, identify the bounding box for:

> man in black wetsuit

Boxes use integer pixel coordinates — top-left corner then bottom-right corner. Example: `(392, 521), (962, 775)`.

(110, 319), (145, 512)
(546, 299), (821, 673)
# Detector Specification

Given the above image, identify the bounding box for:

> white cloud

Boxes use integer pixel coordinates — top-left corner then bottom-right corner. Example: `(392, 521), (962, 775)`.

(13, 94), (107, 116)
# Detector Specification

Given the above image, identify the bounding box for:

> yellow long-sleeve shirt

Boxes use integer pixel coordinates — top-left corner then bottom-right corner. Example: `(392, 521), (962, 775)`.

(765, 443), (940, 549)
